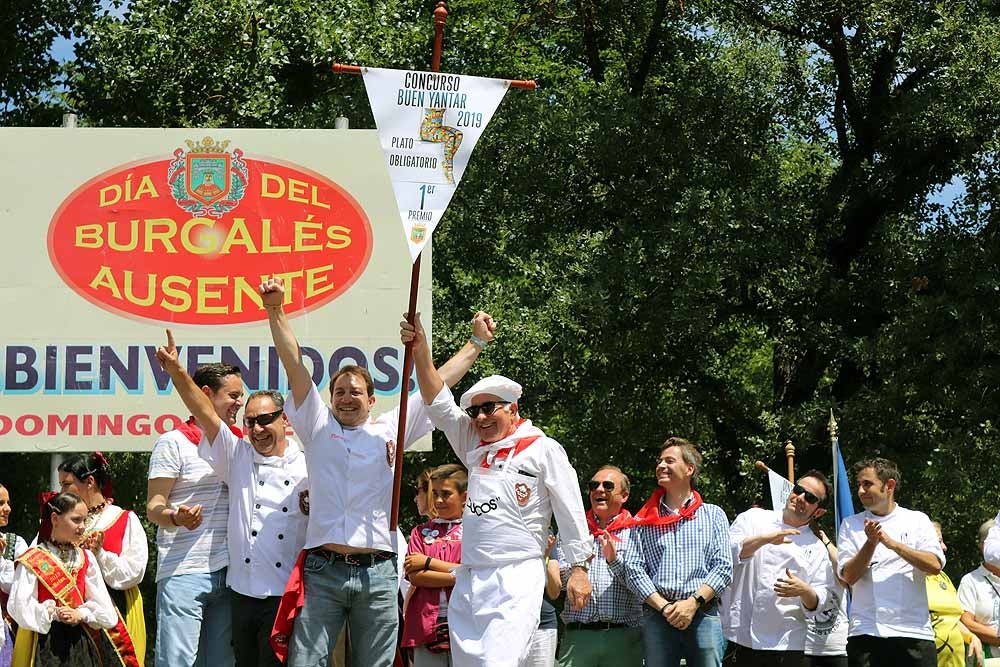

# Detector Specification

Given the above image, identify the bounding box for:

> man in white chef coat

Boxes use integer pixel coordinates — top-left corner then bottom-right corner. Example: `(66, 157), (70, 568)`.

(401, 313), (593, 667)
(722, 470), (834, 666)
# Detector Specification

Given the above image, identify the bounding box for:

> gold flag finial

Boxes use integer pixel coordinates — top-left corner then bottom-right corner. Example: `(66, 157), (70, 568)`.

(829, 409), (838, 439)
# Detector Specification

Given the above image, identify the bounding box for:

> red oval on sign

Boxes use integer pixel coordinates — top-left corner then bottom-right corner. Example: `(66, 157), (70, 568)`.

(47, 141), (372, 325)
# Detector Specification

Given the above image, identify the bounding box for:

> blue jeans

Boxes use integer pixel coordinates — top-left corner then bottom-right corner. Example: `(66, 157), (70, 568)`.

(641, 604), (726, 667)
(155, 568), (234, 667)
(288, 553), (399, 667)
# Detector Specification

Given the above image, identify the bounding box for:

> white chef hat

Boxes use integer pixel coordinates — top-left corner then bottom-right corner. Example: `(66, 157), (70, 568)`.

(459, 375), (523, 409)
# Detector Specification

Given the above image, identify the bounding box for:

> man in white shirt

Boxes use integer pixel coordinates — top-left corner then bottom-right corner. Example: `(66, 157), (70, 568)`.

(722, 470), (833, 666)
(958, 519), (1000, 659)
(402, 313), (593, 667)
(261, 277), (489, 667)
(146, 360), (241, 667)
(837, 457), (943, 667)
(156, 331), (309, 667)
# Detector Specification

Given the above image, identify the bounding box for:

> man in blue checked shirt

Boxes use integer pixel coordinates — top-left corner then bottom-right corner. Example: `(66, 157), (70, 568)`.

(552, 465), (643, 666)
(603, 437), (733, 667)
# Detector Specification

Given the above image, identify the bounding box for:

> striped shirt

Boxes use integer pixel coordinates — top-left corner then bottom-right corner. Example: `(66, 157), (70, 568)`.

(609, 498), (732, 602)
(554, 529), (643, 626)
(148, 428), (229, 581)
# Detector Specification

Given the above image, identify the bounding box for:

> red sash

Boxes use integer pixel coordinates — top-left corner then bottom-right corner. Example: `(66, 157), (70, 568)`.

(97, 509), (130, 555)
(477, 435), (541, 469)
(18, 547), (140, 667)
(270, 550), (308, 663)
(177, 416), (243, 445)
(587, 509), (632, 543)
(626, 490), (702, 528)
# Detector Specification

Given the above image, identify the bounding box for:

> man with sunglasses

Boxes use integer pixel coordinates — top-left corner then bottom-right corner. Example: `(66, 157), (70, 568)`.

(401, 313), (592, 667)
(156, 330), (309, 667)
(837, 458), (943, 667)
(721, 470), (835, 667)
(552, 466), (644, 666)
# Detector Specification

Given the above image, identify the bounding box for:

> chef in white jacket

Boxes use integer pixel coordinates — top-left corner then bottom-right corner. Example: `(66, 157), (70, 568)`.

(402, 313), (593, 667)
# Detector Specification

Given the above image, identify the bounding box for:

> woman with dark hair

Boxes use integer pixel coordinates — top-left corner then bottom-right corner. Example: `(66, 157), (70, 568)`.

(9, 491), (125, 666)
(58, 453), (148, 664)
(0, 483), (28, 667)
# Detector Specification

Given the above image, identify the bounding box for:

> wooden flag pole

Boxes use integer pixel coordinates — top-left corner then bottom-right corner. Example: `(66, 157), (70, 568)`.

(332, 2), (538, 531)
(784, 440), (795, 483)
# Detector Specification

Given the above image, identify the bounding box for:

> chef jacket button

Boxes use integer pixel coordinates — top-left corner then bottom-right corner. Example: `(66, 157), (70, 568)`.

(252, 530), (258, 537)
(284, 480), (290, 486)
(275, 562), (282, 568)
(259, 480), (264, 486)
(282, 507), (288, 512)
(278, 534), (284, 540)
(255, 504), (261, 509)
(244, 558), (250, 564)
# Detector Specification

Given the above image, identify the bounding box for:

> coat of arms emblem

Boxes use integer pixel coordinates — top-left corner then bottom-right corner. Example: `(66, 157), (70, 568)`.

(514, 482), (531, 506)
(168, 137), (249, 218)
(411, 223), (427, 244)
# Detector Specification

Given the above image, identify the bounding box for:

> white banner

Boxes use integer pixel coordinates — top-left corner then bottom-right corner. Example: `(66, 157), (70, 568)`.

(768, 469), (793, 512)
(362, 67), (510, 261)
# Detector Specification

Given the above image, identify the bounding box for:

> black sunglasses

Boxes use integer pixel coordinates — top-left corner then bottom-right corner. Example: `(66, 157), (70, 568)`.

(464, 401), (510, 419)
(587, 480), (615, 492)
(791, 483), (824, 506)
(244, 408), (284, 429)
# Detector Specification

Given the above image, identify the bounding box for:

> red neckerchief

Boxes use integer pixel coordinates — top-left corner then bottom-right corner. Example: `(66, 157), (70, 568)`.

(628, 489), (702, 528)
(177, 416), (243, 445)
(588, 508), (632, 543)
(476, 419), (541, 469)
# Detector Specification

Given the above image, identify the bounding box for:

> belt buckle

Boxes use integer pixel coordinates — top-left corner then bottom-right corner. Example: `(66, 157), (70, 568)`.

(343, 553), (363, 566)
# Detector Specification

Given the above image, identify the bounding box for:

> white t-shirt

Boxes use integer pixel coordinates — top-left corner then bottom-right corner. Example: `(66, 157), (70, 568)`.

(837, 505), (944, 641)
(148, 427), (230, 581)
(284, 382), (432, 552)
(958, 565), (1000, 641)
(722, 508), (831, 651)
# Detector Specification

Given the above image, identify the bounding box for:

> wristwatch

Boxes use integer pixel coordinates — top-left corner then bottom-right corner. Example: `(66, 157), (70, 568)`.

(570, 560), (590, 572)
(691, 593), (706, 607)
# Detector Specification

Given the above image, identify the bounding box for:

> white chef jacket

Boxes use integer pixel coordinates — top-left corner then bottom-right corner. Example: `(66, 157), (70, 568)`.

(88, 505), (148, 590)
(425, 385), (591, 567)
(8, 546), (118, 632)
(722, 508), (831, 651)
(284, 382), (432, 552)
(837, 505), (943, 640)
(199, 425), (309, 598)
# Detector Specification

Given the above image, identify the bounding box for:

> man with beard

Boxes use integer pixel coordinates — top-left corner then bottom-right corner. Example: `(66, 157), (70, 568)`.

(721, 470), (834, 666)
(838, 457), (943, 667)
(553, 465), (643, 666)
(146, 358), (242, 667)
(402, 313), (593, 667)
(156, 330), (308, 667)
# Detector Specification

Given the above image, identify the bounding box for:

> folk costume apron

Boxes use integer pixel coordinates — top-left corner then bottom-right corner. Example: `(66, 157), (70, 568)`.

(448, 429), (547, 667)
(12, 547), (139, 667)
(86, 508), (145, 666)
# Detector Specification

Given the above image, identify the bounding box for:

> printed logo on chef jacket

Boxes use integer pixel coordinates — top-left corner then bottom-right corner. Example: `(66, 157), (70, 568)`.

(386, 440), (396, 468)
(514, 482), (531, 506)
(466, 496), (501, 517)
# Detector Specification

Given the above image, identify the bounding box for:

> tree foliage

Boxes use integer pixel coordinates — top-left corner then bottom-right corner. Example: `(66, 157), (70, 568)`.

(3, 0), (1000, 581)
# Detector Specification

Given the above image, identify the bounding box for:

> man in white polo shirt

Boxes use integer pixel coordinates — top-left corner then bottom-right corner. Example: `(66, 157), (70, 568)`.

(260, 276), (490, 667)
(837, 457), (943, 667)
(156, 330), (309, 667)
(722, 470), (834, 666)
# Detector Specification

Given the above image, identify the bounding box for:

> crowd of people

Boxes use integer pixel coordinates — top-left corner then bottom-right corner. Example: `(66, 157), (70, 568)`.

(0, 278), (998, 667)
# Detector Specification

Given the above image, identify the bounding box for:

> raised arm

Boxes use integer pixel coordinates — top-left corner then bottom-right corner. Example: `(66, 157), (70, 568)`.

(400, 310), (496, 405)
(154, 329), (222, 444)
(260, 277), (313, 408)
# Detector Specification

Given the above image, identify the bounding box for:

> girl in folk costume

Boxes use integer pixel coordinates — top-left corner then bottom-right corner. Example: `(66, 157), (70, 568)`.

(57, 454), (148, 665)
(9, 492), (136, 667)
(401, 464), (467, 667)
(0, 484), (29, 667)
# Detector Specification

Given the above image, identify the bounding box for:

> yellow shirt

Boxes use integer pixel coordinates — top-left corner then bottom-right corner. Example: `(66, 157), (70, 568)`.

(927, 572), (967, 667)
